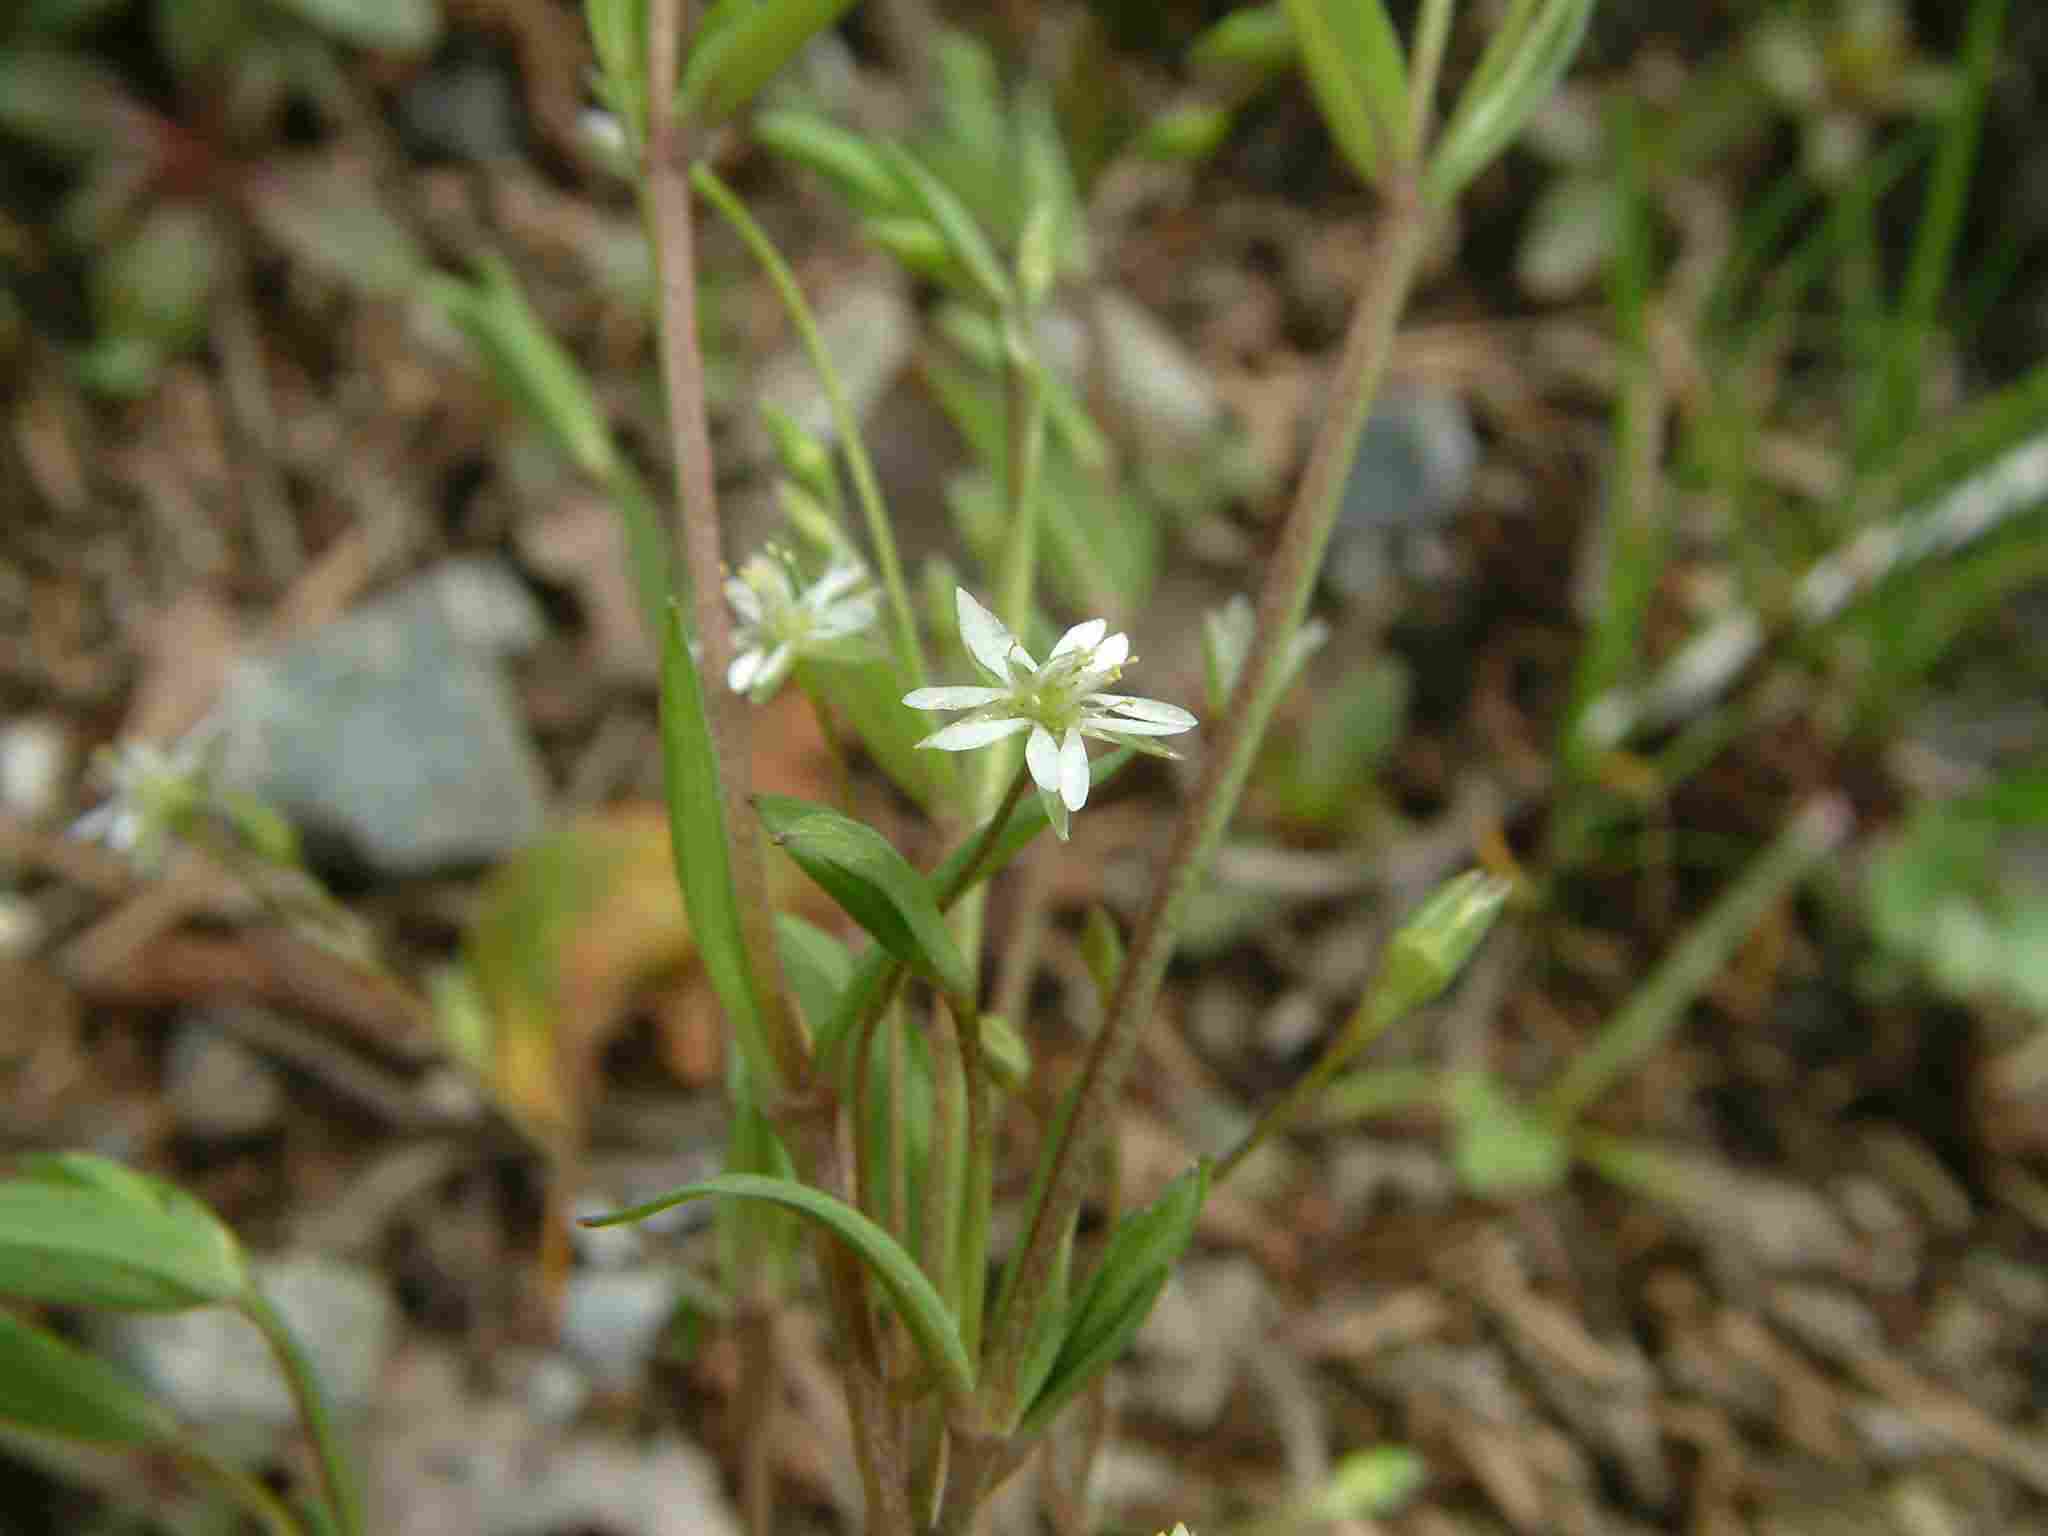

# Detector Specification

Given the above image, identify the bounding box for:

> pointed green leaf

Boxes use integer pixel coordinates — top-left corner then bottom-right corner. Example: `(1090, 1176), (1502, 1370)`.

(754, 109), (907, 215)
(880, 144), (1012, 307)
(1283, 0), (1411, 187)
(0, 1312), (177, 1446)
(1426, 0), (1593, 205)
(1191, 4), (1296, 78)
(584, 1173), (974, 1397)
(660, 605), (775, 1091)
(1020, 1271), (1166, 1435)
(755, 795), (973, 1003)
(427, 257), (622, 484)
(678, 0), (858, 127)
(1022, 1161), (1207, 1432)
(0, 1155), (247, 1312)
(775, 912), (853, 1037)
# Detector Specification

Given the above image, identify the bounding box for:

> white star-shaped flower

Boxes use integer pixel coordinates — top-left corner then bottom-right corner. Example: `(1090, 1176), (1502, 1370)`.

(905, 589), (1197, 839)
(70, 733), (212, 869)
(726, 552), (879, 702)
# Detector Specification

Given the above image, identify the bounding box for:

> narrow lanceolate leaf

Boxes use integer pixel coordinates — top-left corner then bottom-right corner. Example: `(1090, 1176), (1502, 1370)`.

(0, 1155), (247, 1313)
(678, 0), (859, 128)
(1020, 1161), (1208, 1433)
(660, 605), (775, 1092)
(880, 144), (1013, 308)
(1426, 0), (1594, 205)
(755, 795), (973, 1004)
(754, 110), (907, 216)
(1283, 0), (1411, 187)
(817, 749), (1136, 1064)
(583, 1173), (974, 1398)
(775, 912), (853, 1039)
(0, 1312), (176, 1446)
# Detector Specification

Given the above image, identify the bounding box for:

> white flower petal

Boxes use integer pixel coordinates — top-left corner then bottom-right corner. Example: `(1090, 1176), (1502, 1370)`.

(808, 563), (864, 607)
(725, 578), (762, 625)
(1079, 713), (1192, 736)
(904, 686), (1009, 711)
(1091, 632), (1130, 669)
(1050, 617), (1107, 659)
(919, 715), (1032, 752)
(1087, 694), (1198, 728)
(813, 593), (879, 639)
(753, 644), (794, 697)
(1059, 728), (1089, 811)
(728, 647), (765, 693)
(956, 588), (1022, 680)
(1026, 724), (1062, 797)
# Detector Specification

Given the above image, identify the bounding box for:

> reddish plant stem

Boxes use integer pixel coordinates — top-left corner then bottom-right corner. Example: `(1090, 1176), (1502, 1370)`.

(978, 183), (1436, 1428)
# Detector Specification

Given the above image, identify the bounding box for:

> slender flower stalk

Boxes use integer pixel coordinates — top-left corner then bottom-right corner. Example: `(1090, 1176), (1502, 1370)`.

(979, 186), (1436, 1427)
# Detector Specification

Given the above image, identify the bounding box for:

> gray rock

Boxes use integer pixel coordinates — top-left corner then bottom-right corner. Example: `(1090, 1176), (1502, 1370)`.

(397, 56), (524, 163)
(371, 1348), (740, 1536)
(166, 1016), (286, 1138)
(1329, 391), (1479, 598)
(99, 1256), (395, 1428)
(560, 1267), (683, 1389)
(214, 563), (550, 875)
(1131, 1258), (1268, 1429)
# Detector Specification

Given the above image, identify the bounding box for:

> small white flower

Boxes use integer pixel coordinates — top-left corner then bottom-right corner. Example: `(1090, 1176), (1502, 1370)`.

(726, 551), (880, 702)
(70, 733), (212, 869)
(905, 589), (1197, 839)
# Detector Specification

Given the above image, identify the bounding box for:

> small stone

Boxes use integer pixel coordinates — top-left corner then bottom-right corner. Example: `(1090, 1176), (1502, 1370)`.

(510, 1350), (591, 1426)
(1328, 391), (1479, 598)
(1260, 989), (1325, 1061)
(1131, 1258), (1268, 1429)
(1188, 978), (1258, 1058)
(214, 565), (550, 875)
(166, 1016), (286, 1139)
(0, 716), (69, 819)
(0, 895), (43, 956)
(100, 1256), (395, 1427)
(396, 54), (524, 163)
(560, 1267), (683, 1389)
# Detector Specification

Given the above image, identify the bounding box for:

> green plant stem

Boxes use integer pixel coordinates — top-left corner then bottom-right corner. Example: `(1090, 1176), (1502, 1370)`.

(959, 331), (1051, 973)
(979, 186), (1436, 1428)
(1215, 978), (1416, 1185)
(923, 1001), (966, 1313)
(645, 0), (803, 1094)
(1866, 0), (2004, 466)
(1408, 0), (1457, 143)
(1541, 795), (1852, 1126)
(239, 1289), (359, 1536)
(650, 9), (903, 1532)
(954, 998), (993, 1358)
(176, 1443), (305, 1536)
(692, 162), (928, 689)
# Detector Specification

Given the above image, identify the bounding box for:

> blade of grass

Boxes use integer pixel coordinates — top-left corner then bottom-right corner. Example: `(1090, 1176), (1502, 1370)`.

(1861, 0), (2006, 470)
